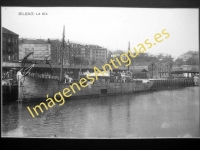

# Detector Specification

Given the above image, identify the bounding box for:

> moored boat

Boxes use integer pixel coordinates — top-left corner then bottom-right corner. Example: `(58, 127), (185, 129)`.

(17, 70), (153, 102)
(17, 26), (153, 102)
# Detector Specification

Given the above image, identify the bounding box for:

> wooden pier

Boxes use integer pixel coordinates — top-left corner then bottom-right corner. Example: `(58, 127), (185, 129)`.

(149, 78), (195, 90)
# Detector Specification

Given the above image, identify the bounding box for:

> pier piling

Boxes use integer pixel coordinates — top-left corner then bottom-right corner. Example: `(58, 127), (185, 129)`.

(150, 78), (195, 91)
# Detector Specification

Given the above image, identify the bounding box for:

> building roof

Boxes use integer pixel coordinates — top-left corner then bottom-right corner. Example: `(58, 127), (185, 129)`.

(132, 66), (148, 70)
(181, 65), (199, 72)
(131, 68), (148, 73)
(51, 40), (61, 44)
(2, 27), (19, 36)
(171, 66), (199, 73)
(112, 50), (124, 54)
(19, 39), (49, 44)
(86, 45), (102, 48)
(91, 48), (107, 51)
(171, 67), (182, 72)
(154, 62), (163, 67)
(161, 62), (169, 66)
(132, 62), (153, 67)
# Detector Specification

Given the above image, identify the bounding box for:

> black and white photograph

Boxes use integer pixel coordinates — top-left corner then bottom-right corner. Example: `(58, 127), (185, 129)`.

(1, 7), (199, 138)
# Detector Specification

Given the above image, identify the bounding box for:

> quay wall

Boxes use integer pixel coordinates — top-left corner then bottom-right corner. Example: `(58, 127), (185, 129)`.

(2, 85), (18, 103)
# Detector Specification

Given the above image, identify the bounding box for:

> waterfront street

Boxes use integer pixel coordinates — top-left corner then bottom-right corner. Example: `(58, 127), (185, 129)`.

(2, 86), (199, 138)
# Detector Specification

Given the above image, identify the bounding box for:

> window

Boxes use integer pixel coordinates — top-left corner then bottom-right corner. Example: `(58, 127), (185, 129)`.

(8, 38), (10, 43)
(3, 36), (6, 41)
(14, 53), (17, 60)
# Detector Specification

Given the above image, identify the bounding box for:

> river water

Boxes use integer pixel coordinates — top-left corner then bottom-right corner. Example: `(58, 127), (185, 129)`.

(2, 86), (199, 138)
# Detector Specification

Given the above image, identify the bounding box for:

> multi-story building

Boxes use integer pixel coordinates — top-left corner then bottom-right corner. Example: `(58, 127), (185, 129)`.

(50, 39), (62, 64)
(84, 45), (107, 63)
(2, 27), (19, 62)
(111, 50), (124, 58)
(149, 62), (171, 78)
(49, 39), (74, 65)
(90, 48), (107, 63)
(154, 62), (163, 78)
(161, 62), (171, 78)
(69, 43), (107, 64)
(19, 39), (51, 61)
(132, 62), (158, 79)
(19, 38), (69, 65)
(19, 39), (108, 65)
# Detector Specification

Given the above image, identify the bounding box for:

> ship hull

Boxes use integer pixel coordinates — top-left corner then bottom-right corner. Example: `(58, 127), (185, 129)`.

(18, 75), (153, 102)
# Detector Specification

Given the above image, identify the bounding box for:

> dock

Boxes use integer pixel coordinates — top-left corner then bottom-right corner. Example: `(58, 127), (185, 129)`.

(150, 78), (195, 90)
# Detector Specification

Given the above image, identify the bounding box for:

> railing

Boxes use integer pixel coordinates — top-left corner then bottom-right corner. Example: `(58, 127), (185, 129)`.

(27, 72), (60, 80)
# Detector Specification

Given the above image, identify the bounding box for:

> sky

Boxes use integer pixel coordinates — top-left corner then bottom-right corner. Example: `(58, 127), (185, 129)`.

(2, 7), (199, 59)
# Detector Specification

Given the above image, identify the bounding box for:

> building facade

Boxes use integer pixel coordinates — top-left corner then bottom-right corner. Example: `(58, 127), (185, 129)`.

(90, 48), (107, 63)
(161, 62), (171, 78)
(19, 39), (108, 65)
(19, 39), (51, 61)
(132, 62), (158, 79)
(111, 50), (124, 58)
(69, 44), (107, 64)
(154, 62), (171, 78)
(2, 27), (19, 62)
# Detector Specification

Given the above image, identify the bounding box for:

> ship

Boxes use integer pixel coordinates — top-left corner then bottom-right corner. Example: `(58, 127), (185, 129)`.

(17, 26), (153, 102)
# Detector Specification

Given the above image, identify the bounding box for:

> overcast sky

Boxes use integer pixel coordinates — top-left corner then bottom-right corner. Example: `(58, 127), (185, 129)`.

(2, 7), (199, 59)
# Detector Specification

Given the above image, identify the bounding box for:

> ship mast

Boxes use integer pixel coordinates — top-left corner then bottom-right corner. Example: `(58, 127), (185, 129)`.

(128, 41), (130, 71)
(59, 25), (65, 82)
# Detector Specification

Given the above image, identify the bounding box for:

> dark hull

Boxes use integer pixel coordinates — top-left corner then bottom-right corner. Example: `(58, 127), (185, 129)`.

(18, 75), (153, 102)
(2, 84), (18, 104)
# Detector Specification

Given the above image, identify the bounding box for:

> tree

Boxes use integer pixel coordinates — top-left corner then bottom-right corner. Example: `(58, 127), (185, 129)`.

(175, 58), (185, 66)
(157, 53), (165, 61)
(162, 54), (174, 67)
(131, 53), (159, 63)
(73, 57), (85, 65)
(186, 57), (196, 65)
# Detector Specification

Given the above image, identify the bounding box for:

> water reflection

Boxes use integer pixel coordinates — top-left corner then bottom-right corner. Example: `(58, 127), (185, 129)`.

(2, 87), (199, 138)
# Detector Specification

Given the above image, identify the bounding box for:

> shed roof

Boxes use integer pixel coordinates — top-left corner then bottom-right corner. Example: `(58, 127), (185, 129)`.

(19, 39), (49, 44)
(132, 61), (153, 67)
(131, 68), (148, 73)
